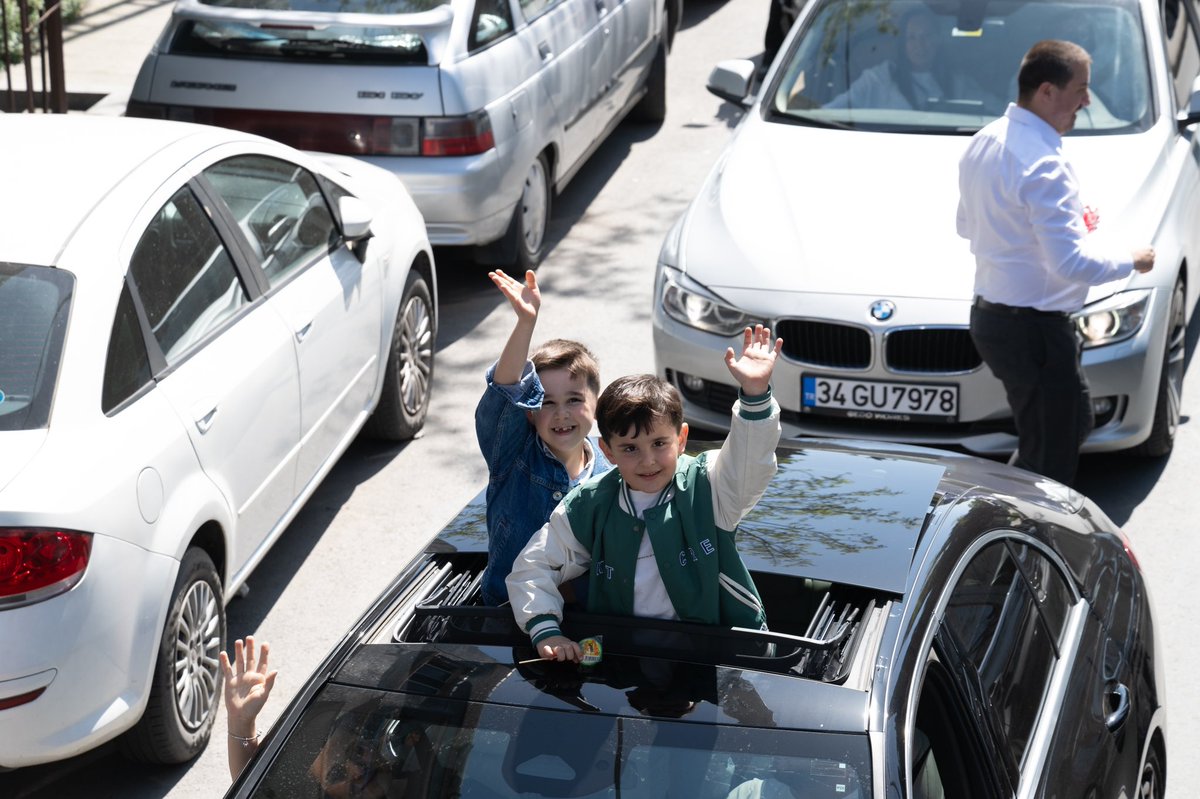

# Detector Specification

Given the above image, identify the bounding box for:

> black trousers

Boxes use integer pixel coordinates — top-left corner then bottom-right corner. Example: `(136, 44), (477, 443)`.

(969, 302), (1093, 486)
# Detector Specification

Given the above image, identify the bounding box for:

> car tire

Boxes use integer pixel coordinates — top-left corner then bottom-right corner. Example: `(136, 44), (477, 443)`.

(631, 41), (667, 124)
(1139, 742), (1165, 799)
(120, 548), (224, 764)
(365, 269), (436, 441)
(1129, 277), (1185, 457)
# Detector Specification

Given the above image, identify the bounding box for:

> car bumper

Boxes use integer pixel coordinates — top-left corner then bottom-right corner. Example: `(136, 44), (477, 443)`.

(358, 150), (515, 247)
(652, 286), (1170, 456)
(0, 534), (177, 768)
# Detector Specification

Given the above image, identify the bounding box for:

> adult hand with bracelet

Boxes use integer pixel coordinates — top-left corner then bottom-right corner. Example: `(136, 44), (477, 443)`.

(220, 636), (278, 780)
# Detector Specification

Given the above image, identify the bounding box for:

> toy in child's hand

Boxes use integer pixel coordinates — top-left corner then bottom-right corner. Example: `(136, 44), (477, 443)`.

(579, 636), (603, 667)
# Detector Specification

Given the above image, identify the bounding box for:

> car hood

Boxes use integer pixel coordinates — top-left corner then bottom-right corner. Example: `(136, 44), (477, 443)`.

(0, 431), (47, 494)
(680, 119), (1157, 302)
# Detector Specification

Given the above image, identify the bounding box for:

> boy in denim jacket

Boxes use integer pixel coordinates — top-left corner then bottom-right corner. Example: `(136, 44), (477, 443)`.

(507, 326), (782, 661)
(475, 269), (613, 606)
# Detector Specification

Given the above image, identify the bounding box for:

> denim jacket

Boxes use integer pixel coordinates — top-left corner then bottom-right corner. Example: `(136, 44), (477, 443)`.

(475, 361), (611, 605)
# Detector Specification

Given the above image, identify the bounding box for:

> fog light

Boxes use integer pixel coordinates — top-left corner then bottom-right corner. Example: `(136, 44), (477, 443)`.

(1092, 396), (1115, 416)
(681, 374), (705, 392)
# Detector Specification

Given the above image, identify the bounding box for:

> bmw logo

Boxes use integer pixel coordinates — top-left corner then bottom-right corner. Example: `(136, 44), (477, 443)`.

(870, 300), (896, 321)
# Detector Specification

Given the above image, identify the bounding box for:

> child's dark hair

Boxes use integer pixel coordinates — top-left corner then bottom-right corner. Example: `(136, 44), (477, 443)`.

(596, 375), (684, 441)
(531, 339), (601, 395)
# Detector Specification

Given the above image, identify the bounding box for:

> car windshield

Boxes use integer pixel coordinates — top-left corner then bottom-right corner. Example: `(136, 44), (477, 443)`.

(250, 683), (871, 798)
(171, 0), (449, 63)
(769, 0), (1153, 134)
(0, 263), (72, 432)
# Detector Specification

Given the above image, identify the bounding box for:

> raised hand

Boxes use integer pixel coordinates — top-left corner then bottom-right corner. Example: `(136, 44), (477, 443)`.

(489, 268), (541, 323)
(724, 325), (783, 397)
(220, 636), (278, 737)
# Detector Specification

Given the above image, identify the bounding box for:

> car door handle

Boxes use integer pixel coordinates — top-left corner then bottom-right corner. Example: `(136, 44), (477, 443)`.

(295, 321), (313, 343)
(1104, 681), (1130, 732)
(194, 405), (218, 435)
(538, 41), (552, 61)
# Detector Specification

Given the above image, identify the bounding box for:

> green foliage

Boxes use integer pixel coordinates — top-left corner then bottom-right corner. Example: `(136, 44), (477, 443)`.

(3, 0), (85, 65)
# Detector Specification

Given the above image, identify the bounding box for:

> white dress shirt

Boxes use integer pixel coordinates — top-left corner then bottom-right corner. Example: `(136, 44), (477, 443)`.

(956, 103), (1133, 312)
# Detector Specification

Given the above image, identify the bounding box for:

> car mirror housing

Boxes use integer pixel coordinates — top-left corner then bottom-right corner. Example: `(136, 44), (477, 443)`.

(339, 195), (374, 242)
(706, 59), (756, 107)
(1178, 75), (1200, 131)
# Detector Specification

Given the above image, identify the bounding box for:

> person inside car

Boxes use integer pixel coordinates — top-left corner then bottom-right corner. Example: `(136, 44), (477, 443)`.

(476, 269), (613, 607)
(825, 7), (987, 110)
(506, 326), (783, 662)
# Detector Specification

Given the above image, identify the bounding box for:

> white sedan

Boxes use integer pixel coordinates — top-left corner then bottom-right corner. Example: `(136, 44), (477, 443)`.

(654, 0), (1199, 459)
(0, 114), (436, 767)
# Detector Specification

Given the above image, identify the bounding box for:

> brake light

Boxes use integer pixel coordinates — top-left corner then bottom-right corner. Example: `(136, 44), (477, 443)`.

(0, 528), (92, 609)
(0, 688), (46, 711)
(422, 111), (495, 156)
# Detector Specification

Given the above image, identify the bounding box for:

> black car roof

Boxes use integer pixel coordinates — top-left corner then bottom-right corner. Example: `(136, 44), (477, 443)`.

(435, 438), (950, 595)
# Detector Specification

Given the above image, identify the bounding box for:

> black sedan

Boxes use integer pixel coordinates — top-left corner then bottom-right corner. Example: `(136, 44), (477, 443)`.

(225, 439), (1164, 799)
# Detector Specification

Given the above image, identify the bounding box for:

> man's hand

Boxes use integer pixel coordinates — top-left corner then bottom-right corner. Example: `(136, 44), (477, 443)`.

(724, 325), (783, 397)
(489, 269), (541, 323)
(538, 635), (583, 663)
(1132, 247), (1155, 274)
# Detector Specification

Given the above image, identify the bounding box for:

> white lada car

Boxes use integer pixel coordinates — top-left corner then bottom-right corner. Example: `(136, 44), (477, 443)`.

(127, 0), (674, 269)
(653, 0), (1200, 459)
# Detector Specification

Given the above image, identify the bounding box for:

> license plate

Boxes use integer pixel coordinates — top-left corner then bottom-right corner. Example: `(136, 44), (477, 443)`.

(801, 375), (958, 423)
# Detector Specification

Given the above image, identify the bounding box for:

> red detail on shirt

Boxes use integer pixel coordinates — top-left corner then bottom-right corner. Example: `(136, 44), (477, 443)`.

(1083, 205), (1100, 233)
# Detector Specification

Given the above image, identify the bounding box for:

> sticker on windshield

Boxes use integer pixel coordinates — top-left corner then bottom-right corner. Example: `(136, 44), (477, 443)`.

(0, 390), (6, 405)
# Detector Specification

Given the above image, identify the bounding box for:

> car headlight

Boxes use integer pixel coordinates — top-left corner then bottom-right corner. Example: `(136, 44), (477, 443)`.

(659, 268), (755, 336)
(1073, 289), (1150, 348)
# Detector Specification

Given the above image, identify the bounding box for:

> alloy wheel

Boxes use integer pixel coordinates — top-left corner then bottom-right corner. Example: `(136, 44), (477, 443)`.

(398, 290), (434, 416)
(172, 578), (221, 731)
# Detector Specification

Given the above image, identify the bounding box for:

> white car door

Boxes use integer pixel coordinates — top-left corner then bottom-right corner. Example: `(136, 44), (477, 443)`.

(518, 0), (609, 170)
(201, 156), (383, 491)
(602, 0), (656, 113)
(127, 182), (301, 567)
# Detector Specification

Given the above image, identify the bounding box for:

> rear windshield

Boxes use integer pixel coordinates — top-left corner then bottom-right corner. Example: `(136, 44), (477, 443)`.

(250, 683), (872, 798)
(171, 0), (449, 63)
(0, 264), (72, 432)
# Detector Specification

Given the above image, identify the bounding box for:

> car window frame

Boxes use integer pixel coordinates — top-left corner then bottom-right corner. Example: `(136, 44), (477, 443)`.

(468, 0), (517, 52)
(907, 529), (1089, 799)
(194, 155), (346, 298)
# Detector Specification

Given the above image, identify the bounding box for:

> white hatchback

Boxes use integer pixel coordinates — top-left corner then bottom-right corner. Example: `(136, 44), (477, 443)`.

(0, 114), (436, 767)
(126, 0), (674, 268)
(654, 0), (1200, 459)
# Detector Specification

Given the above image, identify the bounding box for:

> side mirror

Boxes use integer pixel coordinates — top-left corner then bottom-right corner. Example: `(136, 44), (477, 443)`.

(338, 195), (374, 242)
(706, 59), (756, 107)
(1177, 74), (1200, 131)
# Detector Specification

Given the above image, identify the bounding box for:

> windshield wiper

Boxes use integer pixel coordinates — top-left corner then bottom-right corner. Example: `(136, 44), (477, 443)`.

(764, 107), (854, 130)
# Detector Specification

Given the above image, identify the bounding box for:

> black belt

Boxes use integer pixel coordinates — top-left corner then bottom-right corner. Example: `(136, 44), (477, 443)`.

(973, 297), (1069, 318)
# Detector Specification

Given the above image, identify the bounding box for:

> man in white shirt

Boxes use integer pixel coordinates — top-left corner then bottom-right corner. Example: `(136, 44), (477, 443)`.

(957, 39), (1155, 486)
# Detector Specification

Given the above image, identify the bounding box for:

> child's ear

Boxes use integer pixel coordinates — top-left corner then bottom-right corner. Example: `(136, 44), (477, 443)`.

(676, 423), (689, 453)
(598, 437), (615, 462)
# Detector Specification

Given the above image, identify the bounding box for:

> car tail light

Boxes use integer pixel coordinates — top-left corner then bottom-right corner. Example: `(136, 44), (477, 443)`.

(126, 103), (495, 157)
(422, 111), (494, 156)
(0, 528), (92, 609)
(0, 688), (46, 711)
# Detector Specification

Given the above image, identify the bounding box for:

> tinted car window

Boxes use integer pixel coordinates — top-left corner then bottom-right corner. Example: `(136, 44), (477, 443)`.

(470, 0), (515, 50)
(771, 0), (1152, 134)
(169, 0), (448, 63)
(101, 281), (154, 414)
(1163, 0), (1200, 107)
(0, 263), (72, 431)
(942, 540), (1068, 775)
(129, 185), (249, 366)
(251, 682), (871, 798)
(204, 155), (338, 289)
(519, 0), (560, 23)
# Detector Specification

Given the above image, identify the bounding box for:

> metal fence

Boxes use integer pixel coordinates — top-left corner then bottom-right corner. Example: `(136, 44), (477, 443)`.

(2, 0), (68, 112)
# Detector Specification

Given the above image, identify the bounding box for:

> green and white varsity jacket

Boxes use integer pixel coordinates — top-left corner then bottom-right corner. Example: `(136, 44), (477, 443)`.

(506, 391), (781, 646)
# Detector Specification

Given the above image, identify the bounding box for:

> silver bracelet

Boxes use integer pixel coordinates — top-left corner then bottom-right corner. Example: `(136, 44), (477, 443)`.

(229, 731), (259, 747)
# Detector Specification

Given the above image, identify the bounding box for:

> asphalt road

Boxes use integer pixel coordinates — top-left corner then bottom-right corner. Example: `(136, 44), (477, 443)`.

(3, 0), (1198, 795)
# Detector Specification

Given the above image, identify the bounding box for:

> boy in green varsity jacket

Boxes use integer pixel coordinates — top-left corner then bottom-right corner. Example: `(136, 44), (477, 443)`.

(506, 325), (783, 662)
